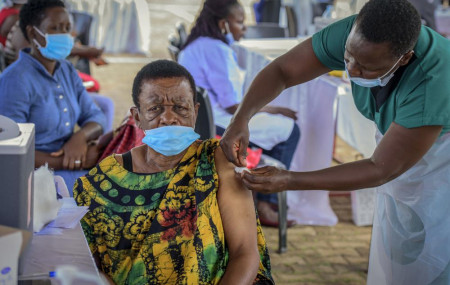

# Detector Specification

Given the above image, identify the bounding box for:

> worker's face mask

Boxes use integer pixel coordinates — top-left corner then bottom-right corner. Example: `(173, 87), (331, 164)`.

(344, 55), (403, 88)
(142, 126), (200, 156)
(33, 27), (74, 61)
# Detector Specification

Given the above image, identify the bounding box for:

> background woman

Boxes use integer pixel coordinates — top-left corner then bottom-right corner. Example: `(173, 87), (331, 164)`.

(0, 0), (25, 47)
(0, 0), (106, 191)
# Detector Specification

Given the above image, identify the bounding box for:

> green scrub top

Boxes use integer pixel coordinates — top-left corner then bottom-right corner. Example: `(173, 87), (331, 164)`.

(312, 15), (450, 136)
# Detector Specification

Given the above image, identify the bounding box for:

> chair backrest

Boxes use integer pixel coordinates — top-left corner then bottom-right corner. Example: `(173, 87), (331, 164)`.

(167, 23), (186, 61)
(261, 0), (281, 23)
(312, 0), (333, 19)
(70, 11), (93, 46)
(70, 11), (94, 74)
(167, 44), (180, 61)
(194, 87), (216, 140)
(176, 22), (188, 48)
(285, 6), (298, 37)
(244, 23), (288, 39)
(168, 33), (180, 48)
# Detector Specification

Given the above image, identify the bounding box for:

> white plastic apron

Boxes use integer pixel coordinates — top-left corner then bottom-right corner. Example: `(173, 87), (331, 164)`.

(367, 131), (450, 285)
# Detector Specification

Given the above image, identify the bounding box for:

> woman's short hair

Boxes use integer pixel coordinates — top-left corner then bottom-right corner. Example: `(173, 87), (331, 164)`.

(183, 0), (240, 49)
(356, 0), (421, 57)
(132, 60), (197, 108)
(19, 0), (65, 41)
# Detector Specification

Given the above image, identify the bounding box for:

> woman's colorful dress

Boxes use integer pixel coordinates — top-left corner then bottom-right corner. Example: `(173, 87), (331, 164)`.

(74, 139), (274, 284)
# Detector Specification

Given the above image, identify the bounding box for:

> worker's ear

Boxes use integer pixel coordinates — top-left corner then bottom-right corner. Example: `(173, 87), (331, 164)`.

(399, 50), (415, 67)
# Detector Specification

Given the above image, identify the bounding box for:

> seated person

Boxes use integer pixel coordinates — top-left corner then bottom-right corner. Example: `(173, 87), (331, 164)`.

(178, 0), (299, 227)
(74, 60), (274, 285)
(0, 0), (106, 191)
(0, 0), (25, 47)
(3, 19), (114, 133)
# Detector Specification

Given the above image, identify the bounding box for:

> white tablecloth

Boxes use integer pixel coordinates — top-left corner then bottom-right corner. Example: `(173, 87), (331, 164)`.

(66, 0), (151, 54)
(336, 84), (377, 158)
(233, 38), (339, 226)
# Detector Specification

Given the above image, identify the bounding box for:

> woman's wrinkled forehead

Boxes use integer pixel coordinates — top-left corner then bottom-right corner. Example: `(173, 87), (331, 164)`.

(139, 77), (194, 104)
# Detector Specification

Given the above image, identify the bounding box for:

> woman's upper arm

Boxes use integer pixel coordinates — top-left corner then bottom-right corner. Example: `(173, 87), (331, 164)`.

(215, 146), (258, 256)
(371, 122), (442, 182)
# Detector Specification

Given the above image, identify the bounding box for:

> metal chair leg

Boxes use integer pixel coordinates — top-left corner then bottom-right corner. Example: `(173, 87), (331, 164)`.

(277, 191), (287, 253)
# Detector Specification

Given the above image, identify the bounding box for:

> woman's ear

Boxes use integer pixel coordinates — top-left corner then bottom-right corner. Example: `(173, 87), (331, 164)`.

(130, 106), (142, 129)
(26, 25), (35, 43)
(218, 19), (226, 34)
(27, 25), (44, 47)
(194, 102), (200, 121)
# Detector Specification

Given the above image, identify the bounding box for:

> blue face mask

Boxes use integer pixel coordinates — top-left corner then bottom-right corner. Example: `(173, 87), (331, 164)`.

(33, 27), (74, 61)
(344, 55), (403, 88)
(142, 126), (200, 156)
(224, 22), (235, 45)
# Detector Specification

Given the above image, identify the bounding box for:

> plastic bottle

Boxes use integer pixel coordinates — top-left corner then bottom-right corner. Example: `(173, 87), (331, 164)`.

(322, 5), (334, 18)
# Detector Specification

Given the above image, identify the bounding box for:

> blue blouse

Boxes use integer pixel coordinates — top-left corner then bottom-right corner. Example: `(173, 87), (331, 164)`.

(0, 49), (106, 152)
(178, 37), (245, 128)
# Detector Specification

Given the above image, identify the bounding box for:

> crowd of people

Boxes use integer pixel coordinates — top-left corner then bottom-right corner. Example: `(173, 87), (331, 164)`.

(0, 0), (449, 284)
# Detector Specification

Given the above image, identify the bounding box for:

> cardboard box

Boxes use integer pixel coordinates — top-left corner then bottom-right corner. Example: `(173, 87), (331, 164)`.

(0, 225), (32, 284)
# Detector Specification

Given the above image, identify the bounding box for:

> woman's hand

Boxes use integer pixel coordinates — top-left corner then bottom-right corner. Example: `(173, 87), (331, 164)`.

(240, 166), (292, 193)
(220, 117), (250, 167)
(262, 106), (298, 120)
(62, 131), (88, 170)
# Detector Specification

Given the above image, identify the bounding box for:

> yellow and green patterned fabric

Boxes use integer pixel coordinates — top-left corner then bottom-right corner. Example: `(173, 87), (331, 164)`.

(74, 139), (273, 285)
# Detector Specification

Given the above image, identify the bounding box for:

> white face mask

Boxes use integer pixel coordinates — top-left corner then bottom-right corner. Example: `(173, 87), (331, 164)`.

(344, 55), (404, 88)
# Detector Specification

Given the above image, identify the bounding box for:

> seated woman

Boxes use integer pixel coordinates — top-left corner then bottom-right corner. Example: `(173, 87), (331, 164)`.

(0, 0), (25, 47)
(74, 60), (274, 284)
(0, 0), (106, 191)
(3, 19), (114, 132)
(178, 0), (299, 227)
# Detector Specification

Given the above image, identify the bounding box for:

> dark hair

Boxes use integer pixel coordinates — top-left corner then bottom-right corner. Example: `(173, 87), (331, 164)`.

(132, 60), (197, 108)
(19, 0), (66, 41)
(356, 0), (421, 57)
(182, 0), (240, 49)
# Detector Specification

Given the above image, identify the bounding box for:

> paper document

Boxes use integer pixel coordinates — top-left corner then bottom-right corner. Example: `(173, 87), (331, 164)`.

(37, 198), (88, 234)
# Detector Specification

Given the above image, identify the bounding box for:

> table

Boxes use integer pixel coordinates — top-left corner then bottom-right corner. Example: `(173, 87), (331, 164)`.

(233, 38), (339, 226)
(65, 0), (151, 54)
(21, 224), (99, 284)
